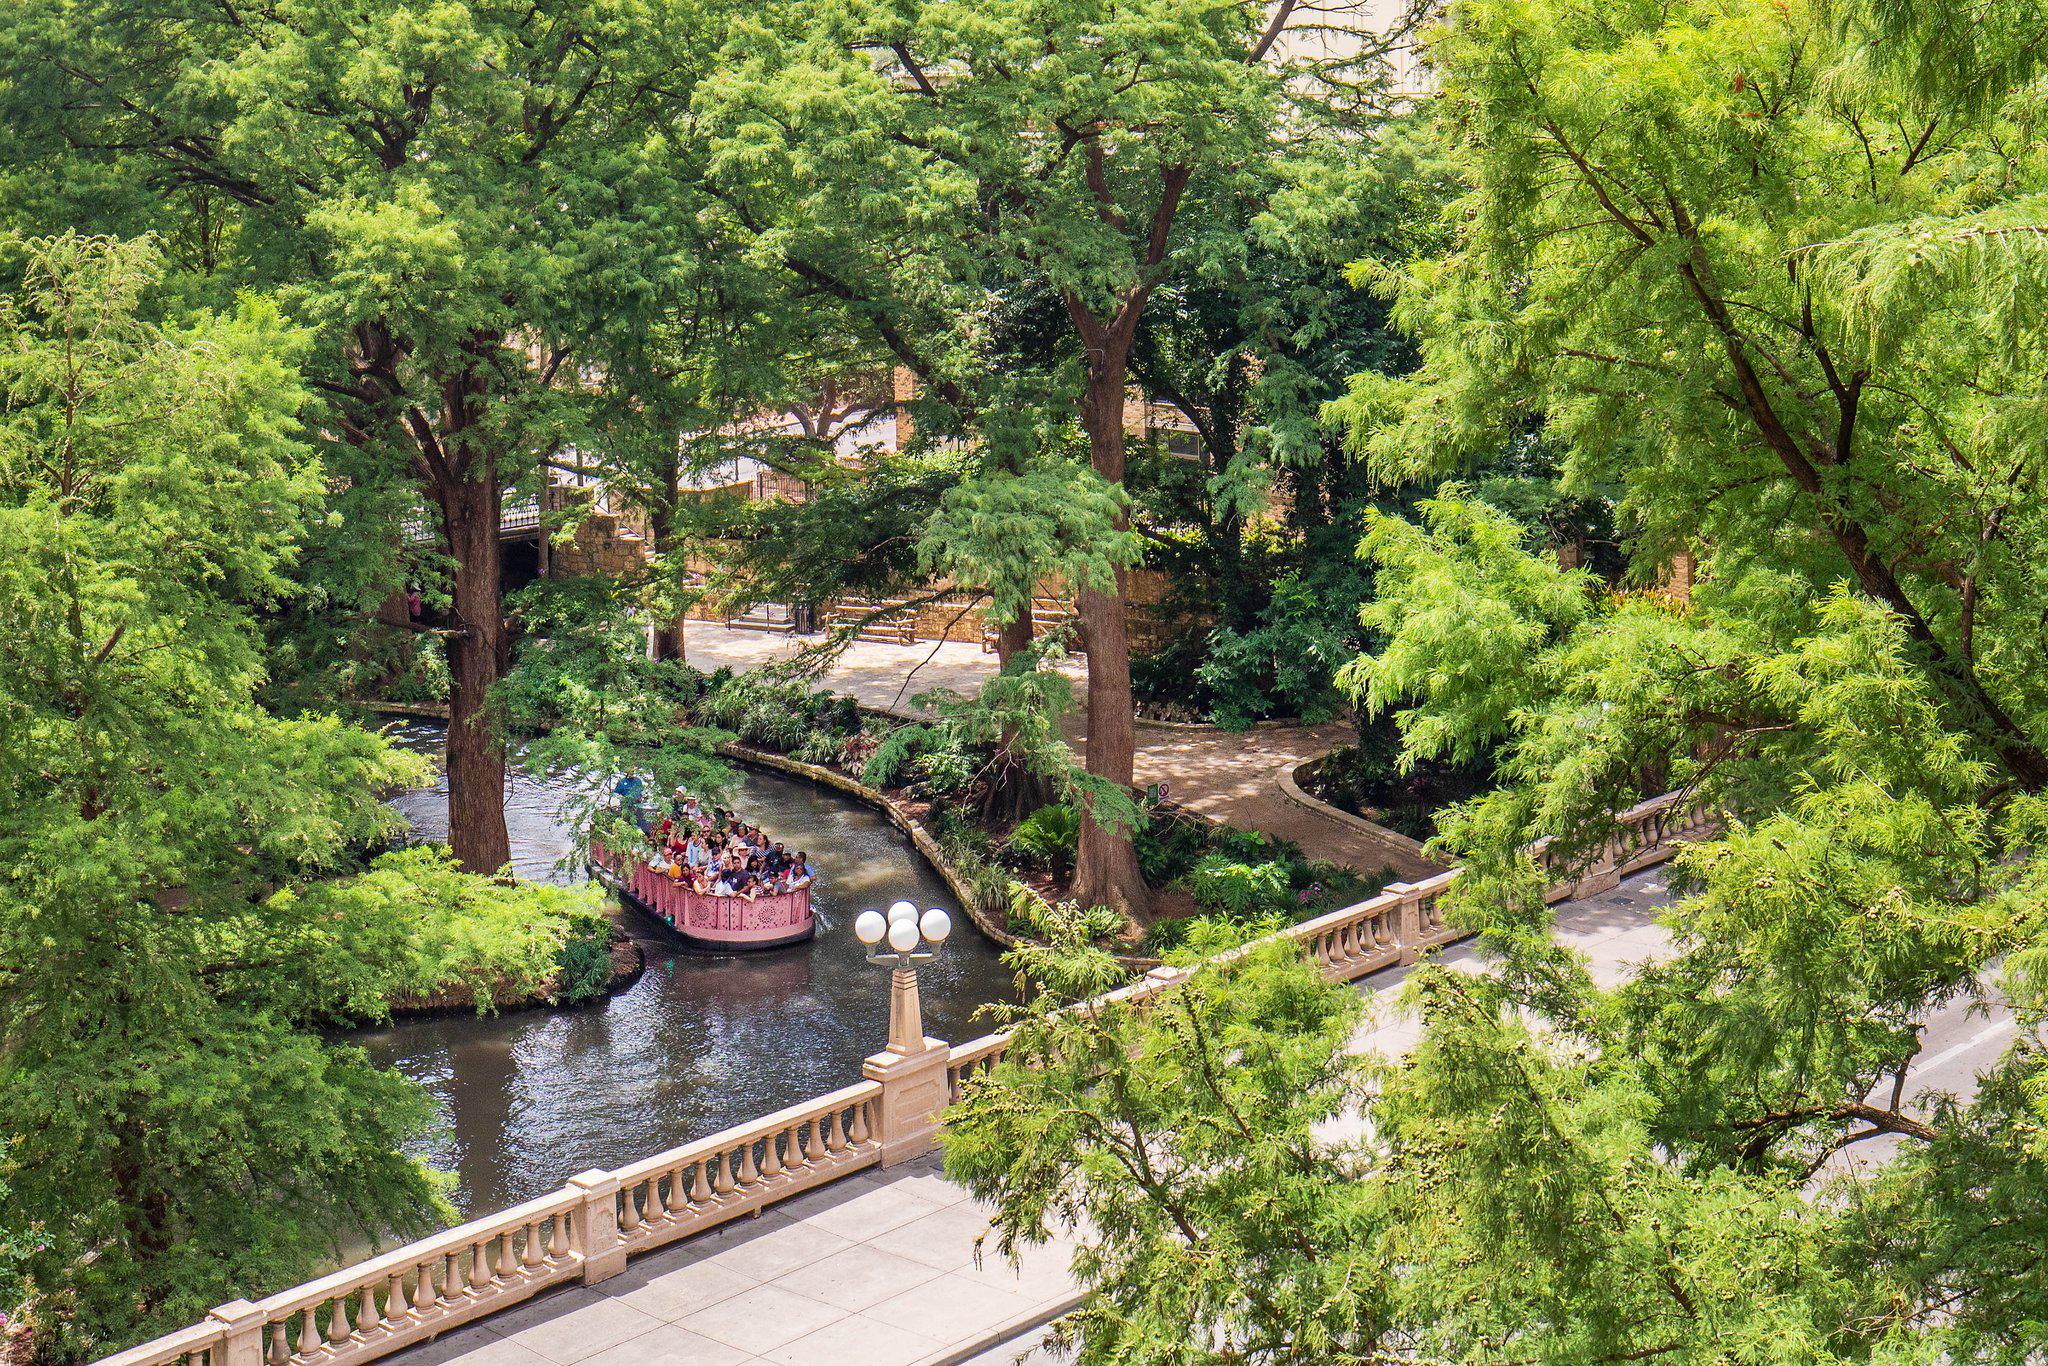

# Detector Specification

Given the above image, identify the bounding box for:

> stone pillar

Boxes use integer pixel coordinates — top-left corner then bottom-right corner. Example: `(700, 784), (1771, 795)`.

(863, 1041), (952, 1168)
(1388, 882), (1423, 964)
(567, 1170), (627, 1285)
(208, 1300), (267, 1366)
(885, 965), (925, 1055)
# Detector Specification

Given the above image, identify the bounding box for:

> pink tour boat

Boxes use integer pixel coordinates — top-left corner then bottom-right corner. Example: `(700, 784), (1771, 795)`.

(588, 840), (816, 952)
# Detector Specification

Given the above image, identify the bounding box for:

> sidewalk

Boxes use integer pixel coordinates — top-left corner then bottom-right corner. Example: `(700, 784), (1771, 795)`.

(399, 1153), (1081, 1366)
(683, 626), (1440, 881)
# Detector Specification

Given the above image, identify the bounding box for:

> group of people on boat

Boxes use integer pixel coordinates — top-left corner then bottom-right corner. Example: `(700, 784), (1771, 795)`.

(622, 785), (815, 901)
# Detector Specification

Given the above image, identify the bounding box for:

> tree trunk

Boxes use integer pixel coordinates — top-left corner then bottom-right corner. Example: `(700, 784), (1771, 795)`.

(439, 468), (513, 874)
(994, 610), (1033, 667)
(650, 470), (687, 662)
(1072, 363), (1151, 917)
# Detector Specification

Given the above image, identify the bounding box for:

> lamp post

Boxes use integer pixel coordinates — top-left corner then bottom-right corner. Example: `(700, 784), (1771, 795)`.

(854, 899), (952, 1056)
(857, 899), (954, 1166)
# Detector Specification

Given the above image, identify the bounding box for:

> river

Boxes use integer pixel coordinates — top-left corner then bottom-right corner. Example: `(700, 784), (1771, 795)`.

(354, 721), (1015, 1216)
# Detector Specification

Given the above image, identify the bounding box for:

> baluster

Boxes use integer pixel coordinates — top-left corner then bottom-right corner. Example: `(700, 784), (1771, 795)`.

(410, 1262), (438, 1313)
(494, 1231), (515, 1280)
(618, 1182), (643, 1232)
(737, 1139), (760, 1187)
(471, 1239), (493, 1289)
(849, 1100), (871, 1145)
(386, 1272), (406, 1322)
(691, 1158), (713, 1206)
(297, 1306), (319, 1359)
(804, 1117), (826, 1163)
(760, 1129), (785, 1178)
(824, 1109), (845, 1154)
(357, 1283), (378, 1333)
(266, 1321), (289, 1366)
(548, 1212), (569, 1260)
(446, 1247), (467, 1298)
(783, 1123), (806, 1170)
(325, 1296), (350, 1345)
(713, 1150), (735, 1196)
(521, 1220), (544, 1270)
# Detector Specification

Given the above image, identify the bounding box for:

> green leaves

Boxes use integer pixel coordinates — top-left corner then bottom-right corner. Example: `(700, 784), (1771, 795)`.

(944, 938), (1390, 1365)
(0, 236), (455, 1355)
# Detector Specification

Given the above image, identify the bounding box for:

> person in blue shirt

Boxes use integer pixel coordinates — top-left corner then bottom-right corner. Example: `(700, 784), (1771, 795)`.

(613, 774), (648, 830)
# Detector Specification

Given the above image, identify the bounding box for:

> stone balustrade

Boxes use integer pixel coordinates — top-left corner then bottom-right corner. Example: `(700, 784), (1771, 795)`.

(99, 791), (1707, 1366)
(610, 1082), (882, 1260)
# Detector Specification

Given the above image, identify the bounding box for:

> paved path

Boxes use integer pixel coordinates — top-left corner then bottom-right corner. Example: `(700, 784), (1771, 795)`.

(684, 627), (1441, 881)
(399, 1153), (1081, 1366)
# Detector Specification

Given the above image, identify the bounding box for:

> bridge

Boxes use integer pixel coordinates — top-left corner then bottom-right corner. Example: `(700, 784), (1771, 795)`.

(97, 796), (1750, 1366)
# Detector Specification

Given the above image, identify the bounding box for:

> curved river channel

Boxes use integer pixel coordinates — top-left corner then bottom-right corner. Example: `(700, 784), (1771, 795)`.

(354, 721), (1014, 1217)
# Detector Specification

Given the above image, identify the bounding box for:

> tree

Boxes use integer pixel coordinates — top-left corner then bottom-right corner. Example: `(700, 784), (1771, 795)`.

(0, 234), (446, 1355)
(945, 936), (1401, 1364)
(693, 0), (1412, 913)
(1, 0), (714, 871)
(1321, 0), (2048, 1348)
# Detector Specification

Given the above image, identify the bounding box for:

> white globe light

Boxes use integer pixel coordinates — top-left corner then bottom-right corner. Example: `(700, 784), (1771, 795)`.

(854, 910), (887, 946)
(920, 908), (952, 944)
(887, 918), (920, 953)
(888, 898), (918, 924)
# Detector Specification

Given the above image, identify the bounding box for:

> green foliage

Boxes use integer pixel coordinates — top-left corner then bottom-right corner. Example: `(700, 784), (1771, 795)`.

(1132, 808), (1210, 886)
(1184, 854), (1292, 922)
(1195, 569), (1366, 729)
(1300, 0), (2048, 1353)
(260, 848), (615, 1020)
(999, 881), (1129, 948)
(944, 938), (1387, 1361)
(1008, 804), (1083, 876)
(551, 919), (618, 1005)
(918, 451), (1138, 632)
(860, 724), (937, 790)
(0, 235), (447, 1356)
(499, 577), (731, 864)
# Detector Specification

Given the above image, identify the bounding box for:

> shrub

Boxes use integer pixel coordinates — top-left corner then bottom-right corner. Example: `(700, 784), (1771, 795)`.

(1194, 565), (1370, 729)
(1009, 803), (1082, 876)
(1142, 908), (1289, 959)
(915, 744), (979, 797)
(791, 732), (843, 767)
(267, 848), (615, 1020)
(1185, 853), (1292, 922)
(1135, 811), (1208, 884)
(1002, 880), (1128, 945)
(551, 918), (616, 1003)
(863, 724), (936, 787)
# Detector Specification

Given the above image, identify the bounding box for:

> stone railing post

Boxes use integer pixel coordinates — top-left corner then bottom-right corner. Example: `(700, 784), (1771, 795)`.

(864, 1036), (952, 1168)
(1387, 882), (1424, 964)
(567, 1170), (627, 1285)
(207, 1300), (266, 1366)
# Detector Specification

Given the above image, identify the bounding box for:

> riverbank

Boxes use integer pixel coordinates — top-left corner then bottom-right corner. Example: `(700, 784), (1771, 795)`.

(380, 931), (644, 1019)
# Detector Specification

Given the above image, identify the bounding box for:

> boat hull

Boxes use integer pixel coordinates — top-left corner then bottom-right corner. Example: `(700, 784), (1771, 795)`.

(588, 845), (815, 953)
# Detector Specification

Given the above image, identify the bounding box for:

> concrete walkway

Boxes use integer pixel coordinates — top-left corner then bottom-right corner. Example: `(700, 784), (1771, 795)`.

(399, 1153), (1081, 1366)
(684, 626), (1440, 881)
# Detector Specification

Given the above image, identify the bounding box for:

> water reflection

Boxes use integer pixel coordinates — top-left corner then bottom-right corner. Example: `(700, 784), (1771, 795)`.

(354, 722), (1014, 1215)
